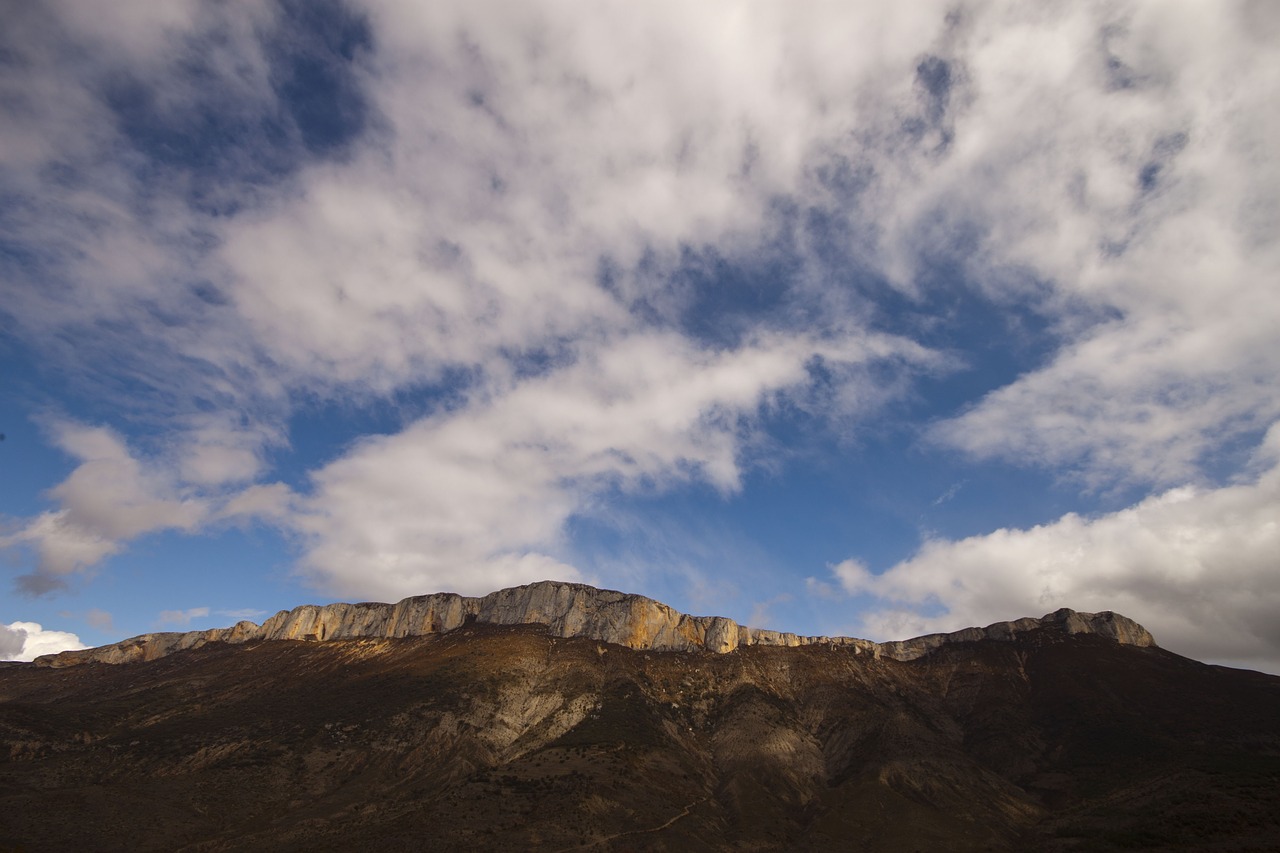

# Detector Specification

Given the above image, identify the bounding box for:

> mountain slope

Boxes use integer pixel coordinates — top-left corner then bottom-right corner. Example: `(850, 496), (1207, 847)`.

(2, 589), (1278, 851)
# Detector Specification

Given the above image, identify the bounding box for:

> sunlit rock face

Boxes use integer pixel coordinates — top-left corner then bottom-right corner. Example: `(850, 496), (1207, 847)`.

(33, 580), (1156, 667)
(875, 608), (1156, 662)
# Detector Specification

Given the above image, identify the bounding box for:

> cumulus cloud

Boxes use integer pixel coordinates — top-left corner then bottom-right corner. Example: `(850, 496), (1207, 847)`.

(834, 426), (1280, 673)
(47, 424), (207, 539)
(0, 624), (24, 659)
(0, 622), (88, 662)
(216, 482), (297, 524)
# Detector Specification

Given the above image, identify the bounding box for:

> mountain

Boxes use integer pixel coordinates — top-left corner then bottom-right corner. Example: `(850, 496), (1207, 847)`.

(2, 583), (1278, 852)
(32, 580), (1155, 665)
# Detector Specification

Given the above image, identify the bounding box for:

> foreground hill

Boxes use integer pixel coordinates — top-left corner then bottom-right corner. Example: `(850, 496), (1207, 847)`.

(2, 585), (1278, 851)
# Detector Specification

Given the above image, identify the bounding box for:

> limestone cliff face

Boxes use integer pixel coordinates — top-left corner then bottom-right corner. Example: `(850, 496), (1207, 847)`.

(875, 608), (1156, 660)
(34, 580), (1156, 668)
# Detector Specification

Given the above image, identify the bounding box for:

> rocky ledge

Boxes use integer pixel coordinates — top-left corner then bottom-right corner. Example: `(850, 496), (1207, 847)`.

(34, 580), (1156, 667)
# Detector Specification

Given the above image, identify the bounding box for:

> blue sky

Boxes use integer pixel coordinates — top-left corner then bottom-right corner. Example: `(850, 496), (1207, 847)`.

(3, 1), (1279, 672)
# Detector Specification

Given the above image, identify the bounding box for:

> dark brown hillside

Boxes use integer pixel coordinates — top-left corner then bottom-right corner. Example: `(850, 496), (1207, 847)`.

(2, 621), (1278, 851)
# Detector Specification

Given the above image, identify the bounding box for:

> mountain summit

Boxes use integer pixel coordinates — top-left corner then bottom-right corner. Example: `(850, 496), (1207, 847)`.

(35, 580), (1156, 667)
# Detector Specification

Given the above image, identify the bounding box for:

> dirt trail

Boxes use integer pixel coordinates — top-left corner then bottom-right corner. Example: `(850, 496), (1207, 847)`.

(554, 795), (710, 851)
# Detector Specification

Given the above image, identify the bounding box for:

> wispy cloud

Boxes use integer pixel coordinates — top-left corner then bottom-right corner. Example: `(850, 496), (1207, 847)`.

(85, 608), (115, 631)
(747, 594), (794, 630)
(215, 608), (269, 622)
(157, 607), (211, 628)
(284, 329), (927, 600)
(931, 482), (964, 506)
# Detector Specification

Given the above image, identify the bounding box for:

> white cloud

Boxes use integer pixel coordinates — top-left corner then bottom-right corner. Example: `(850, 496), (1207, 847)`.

(804, 575), (843, 602)
(0, 418), (294, 595)
(216, 483), (296, 524)
(1, 0), (1277, 626)
(0, 624), (24, 659)
(904, 2), (1280, 485)
(0, 622), (88, 662)
(10, 1), (1273, 464)
(836, 426), (1280, 673)
(0, 0), (963, 409)
(1, 512), (122, 596)
(0, 423), (208, 594)
(48, 423), (207, 540)
(173, 414), (282, 487)
(0, 2), (282, 413)
(288, 328), (926, 600)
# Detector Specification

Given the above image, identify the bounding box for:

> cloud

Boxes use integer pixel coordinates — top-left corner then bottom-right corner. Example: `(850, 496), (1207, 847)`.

(8, 2), (1273, 455)
(0, 2), (284, 411)
(5, 6), (1274, 373)
(173, 414), (282, 487)
(0, 423), (208, 594)
(47, 424), (207, 539)
(905, 3), (1280, 486)
(0, 624), (24, 659)
(157, 607), (211, 628)
(0, 622), (88, 662)
(2, 3), (945, 605)
(216, 482), (297, 524)
(2, 1), (960, 406)
(287, 328), (927, 600)
(1, 1), (1277, 623)
(748, 594), (793, 630)
(215, 608), (269, 621)
(804, 575), (843, 602)
(836, 426), (1280, 673)
(932, 482), (963, 506)
(85, 608), (115, 631)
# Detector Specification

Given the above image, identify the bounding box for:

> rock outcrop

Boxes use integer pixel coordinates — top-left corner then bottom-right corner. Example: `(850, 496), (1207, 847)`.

(34, 580), (1156, 668)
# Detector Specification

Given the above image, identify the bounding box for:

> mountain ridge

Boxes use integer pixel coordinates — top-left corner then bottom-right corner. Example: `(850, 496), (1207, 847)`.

(5, 584), (1277, 851)
(34, 579), (1155, 667)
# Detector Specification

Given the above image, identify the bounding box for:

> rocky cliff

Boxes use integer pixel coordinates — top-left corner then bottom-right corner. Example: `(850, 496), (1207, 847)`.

(34, 580), (1156, 668)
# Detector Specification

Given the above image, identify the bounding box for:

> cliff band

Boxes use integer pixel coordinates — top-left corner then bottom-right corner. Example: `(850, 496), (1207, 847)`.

(35, 580), (1156, 667)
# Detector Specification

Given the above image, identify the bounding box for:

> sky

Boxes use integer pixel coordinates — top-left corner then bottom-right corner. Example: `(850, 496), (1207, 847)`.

(2, 1), (1278, 672)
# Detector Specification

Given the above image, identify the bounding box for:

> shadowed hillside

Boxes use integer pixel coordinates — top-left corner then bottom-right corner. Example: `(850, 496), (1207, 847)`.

(2, 597), (1279, 851)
